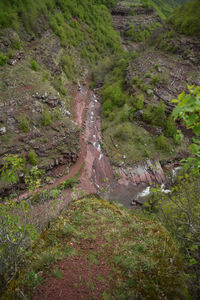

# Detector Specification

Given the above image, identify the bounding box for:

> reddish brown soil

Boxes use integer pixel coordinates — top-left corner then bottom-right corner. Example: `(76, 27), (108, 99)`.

(33, 256), (111, 300)
(14, 79), (114, 202)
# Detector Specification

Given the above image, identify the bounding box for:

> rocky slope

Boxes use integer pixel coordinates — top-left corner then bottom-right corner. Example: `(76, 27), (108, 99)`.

(100, 0), (200, 193)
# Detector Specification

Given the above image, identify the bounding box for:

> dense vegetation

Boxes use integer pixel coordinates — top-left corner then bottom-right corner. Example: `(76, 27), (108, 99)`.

(0, 0), (122, 64)
(168, 0), (200, 39)
(141, 0), (190, 18)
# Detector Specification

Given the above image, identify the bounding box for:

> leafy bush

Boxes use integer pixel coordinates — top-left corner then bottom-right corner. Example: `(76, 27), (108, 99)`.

(52, 77), (66, 96)
(0, 53), (8, 66)
(164, 115), (177, 138)
(41, 108), (52, 126)
(60, 177), (79, 189)
(134, 94), (144, 111)
(151, 171), (200, 297)
(142, 103), (154, 123)
(61, 55), (74, 79)
(172, 85), (200, 170)
(0, 155), (38, 293)
(30, 60), (39, 71)
(102, 99), (113, 115)
(114, 124), (133, 141)
(11, 39), (21, 50)
(154, 101), (166, 126)
(151, 74), (160, 86)
(168, 0), (200, 39)
(102, 82), (125, 108)
(155, 134), (169, 151)
(18, 116), (30, 132)
(28, 149), (39, 166)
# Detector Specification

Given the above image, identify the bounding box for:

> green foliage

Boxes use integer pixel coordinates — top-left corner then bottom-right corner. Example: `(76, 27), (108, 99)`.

(114, 124), (133, 141)
(0, 155), (41, 293)
(101, 56), (128, 115)
(125, 22), (161, 43)
(1, 154), (25, 185)
(11, 39), (21, 50)
(102, 82), (125, 108)
(143, 0), (187, 18)
(52, 77), (66, 95)
(25, 166), (43, 192)
(41, 108), (52, 126)
(168, 0), (200, 39)
(155, 134), (169, 151)
(0, 200), (38, 293)
(154, 101), (166, 126)
(61, 55), (74, 79)
(172, 85), (200, 169)
(18, 116), (30, 133)
(134, 94), (144, 111)
(28, 150), (39, 166)
(30, 60), (39, 71)
(151, 74), (160, 86)
(143, 101), (166, 127)
(5, 197), (186, 299)
(151, 171), (200, 296)
(0, 53), (8, 66)
(60, 177), (79, 189)
(92, 56), (114, 87)
(164, 115), (177, 138)
(0, 0), (122, 66)
(142, 103), (154, 123)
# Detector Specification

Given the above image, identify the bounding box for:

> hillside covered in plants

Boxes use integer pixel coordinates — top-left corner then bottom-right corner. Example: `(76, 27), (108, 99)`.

(0, 0), (200, 299)
(169, 0), (200, 39)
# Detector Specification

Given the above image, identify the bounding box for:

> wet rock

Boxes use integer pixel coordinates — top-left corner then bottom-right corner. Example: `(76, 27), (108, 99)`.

(8, 59), (17, 66)
(63, 110), (71, 117)
(0, 127), (6, 135)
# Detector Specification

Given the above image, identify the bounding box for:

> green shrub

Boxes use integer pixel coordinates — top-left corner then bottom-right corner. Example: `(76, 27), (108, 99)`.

(102, 83), (125, 108)
(18, 116), (30, 132)
(120, 110), (129, 122)
(135, 94), (144, 111)
(28, 149), (38, 166)
(60, 177), (79, 189)
(102, 99), (113, 114)
(61, 55), (74, 79)
(153, 101), (166, 127)
(8, 52), (14, 59)
(164, 115), (177, 138)
(108, 112), (115, 121)
(168, 0), (200, 39)
(155, 134), (169, 151)
(153, 171), (200, 296)
(151, 74), (160, 86)
(114, 124), (133, 141)
(41, 108), (52, 126)
(52, 77), (66, 96)
(11, 39), (21, 50)
(30, 60), (39, 71)
(142, 103), (154, 123)
(0, 53), (8, 66)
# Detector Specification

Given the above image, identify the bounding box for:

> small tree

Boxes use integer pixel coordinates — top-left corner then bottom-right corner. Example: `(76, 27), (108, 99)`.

(172, 85), (200, 170)
(150, 86), (200, 297)
(0, 155), (41, 293)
